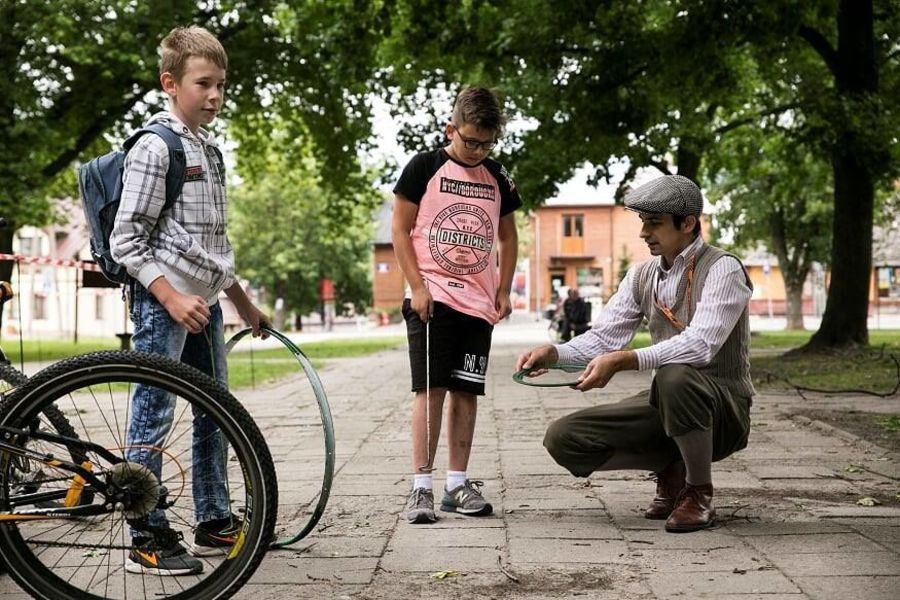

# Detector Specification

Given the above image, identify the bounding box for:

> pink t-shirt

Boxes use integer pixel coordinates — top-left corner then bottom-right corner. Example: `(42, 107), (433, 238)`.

(394, 149), (522, 323)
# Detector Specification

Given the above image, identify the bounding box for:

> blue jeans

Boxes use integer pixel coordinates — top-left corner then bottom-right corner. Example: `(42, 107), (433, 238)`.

(127, 284), (230, 530)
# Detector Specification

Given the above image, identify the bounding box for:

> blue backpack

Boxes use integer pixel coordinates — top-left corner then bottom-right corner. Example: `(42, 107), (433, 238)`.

(78, 123), (186, 284)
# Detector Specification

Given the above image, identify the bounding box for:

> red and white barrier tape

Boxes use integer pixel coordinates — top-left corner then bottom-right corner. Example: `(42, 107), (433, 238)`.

(0, 253), (102, 272)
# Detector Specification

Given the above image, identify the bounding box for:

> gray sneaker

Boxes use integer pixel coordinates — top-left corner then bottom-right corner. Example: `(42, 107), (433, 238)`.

(405, 487), (437, 524)
(441, 480), (493, 516)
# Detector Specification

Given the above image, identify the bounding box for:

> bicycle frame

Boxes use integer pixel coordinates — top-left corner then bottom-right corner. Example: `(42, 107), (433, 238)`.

(0, 424), (123, 520)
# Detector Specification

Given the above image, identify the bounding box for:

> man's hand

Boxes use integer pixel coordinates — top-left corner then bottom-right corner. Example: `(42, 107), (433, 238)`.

(495, 291), (512, 323)
(410, 286), (433, 323)
(515, 344), (559, 377)
(573, 350), (637, 392)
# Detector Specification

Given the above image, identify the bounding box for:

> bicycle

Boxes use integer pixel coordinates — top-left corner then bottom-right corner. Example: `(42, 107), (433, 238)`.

(0, 221), (278, 599)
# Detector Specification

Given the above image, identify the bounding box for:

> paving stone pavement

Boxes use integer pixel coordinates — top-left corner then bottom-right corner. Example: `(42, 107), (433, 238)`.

(1, 320), (897, 599)
(232, 320), (899, 600)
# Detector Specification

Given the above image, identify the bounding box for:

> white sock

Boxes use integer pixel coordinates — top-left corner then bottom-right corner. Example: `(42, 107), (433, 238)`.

(413, 474), (433, 491)
(445, 471), (467, 491)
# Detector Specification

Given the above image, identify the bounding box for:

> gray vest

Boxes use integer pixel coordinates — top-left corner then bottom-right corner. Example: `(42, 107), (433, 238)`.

(632, 243), (755, 398)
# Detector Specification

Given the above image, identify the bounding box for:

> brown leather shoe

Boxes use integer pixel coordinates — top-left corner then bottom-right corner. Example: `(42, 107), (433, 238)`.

(665, 482), (715, 533)
(644, 461), (686, 520)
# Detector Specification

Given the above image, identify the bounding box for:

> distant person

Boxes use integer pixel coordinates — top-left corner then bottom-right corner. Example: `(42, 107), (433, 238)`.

(111, 26), (270, 575)
(516, 175), (753, 533)
(392, 86), (521, 524)
(560, 288), (590, 341)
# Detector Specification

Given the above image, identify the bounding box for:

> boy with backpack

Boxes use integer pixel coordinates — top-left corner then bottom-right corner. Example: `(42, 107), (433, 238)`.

(106, 26), (268, 576)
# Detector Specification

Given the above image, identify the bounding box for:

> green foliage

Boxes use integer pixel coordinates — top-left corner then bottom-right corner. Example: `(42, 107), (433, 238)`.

(228, 137), (380, 318)
(0, 0), (388, 231)
(704, 125), (833, 320)
(376, 0), (900, 348)
(378, 0), (793, 206)
(879, 415), (900, 433)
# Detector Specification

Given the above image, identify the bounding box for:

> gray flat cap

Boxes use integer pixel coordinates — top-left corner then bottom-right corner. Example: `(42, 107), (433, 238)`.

(624, 175), (703, 216)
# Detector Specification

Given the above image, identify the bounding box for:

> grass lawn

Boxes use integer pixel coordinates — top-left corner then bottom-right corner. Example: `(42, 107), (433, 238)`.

(1, 338), (120, 364)
(626, 329), (900, 394)
(749, 330), (900, 394)
(1, 335), (407, 391)
(227, 336), (406, 389)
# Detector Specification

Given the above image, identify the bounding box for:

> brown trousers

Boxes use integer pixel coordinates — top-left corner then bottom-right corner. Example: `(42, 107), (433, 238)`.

(543, 364), (751, 476)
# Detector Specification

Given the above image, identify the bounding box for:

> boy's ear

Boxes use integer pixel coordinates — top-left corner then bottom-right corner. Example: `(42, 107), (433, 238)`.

(160, 72), (177, 96)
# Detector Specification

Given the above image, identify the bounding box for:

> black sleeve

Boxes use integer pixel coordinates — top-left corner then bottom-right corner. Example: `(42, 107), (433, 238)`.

(486, 160), (522, 216)
(393, 152), (435, 205)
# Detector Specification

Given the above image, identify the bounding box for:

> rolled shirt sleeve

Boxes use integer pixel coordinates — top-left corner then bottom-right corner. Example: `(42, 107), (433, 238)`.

(555, 266), (644, 365)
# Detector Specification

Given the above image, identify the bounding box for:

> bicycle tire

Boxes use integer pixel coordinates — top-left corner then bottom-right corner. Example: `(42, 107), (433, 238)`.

(0, 361), (88, 499)
(0, 351), (278, 600)
(0, 361), (27, 388)
(225, 326), (335, 548)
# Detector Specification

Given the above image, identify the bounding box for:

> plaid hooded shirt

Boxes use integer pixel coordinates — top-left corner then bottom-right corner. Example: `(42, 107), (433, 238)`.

(110, 111), (235, 304)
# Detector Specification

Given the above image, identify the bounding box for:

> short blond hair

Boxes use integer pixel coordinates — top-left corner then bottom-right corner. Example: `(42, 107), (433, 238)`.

(159, 26), (227, 81)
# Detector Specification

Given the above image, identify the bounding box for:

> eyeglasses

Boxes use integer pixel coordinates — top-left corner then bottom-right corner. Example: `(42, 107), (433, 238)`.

(451, 124), (497, 152)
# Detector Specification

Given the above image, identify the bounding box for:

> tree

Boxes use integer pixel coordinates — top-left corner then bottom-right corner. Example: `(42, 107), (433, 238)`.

(785, 0), (900, 349)
(378, 1), (790, 205)
(0, 0), (389, 285)
(706, 129), (833, 330)
(228, 138), (380, 324)
(376, 0), (900, 348)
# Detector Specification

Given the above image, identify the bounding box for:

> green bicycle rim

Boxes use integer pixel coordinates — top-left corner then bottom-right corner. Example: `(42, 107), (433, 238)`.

(226, 326), (335, 548)
(512, 363), (587, 387)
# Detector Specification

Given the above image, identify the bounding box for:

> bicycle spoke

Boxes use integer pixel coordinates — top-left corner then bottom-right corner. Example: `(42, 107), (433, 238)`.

(0, 351), (275, 600)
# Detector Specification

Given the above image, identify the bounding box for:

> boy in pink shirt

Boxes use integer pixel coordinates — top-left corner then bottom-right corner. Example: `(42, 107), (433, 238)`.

(392, 87), (521, 523)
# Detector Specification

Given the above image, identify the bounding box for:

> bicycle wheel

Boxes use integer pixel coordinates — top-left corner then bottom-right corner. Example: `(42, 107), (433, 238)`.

(225, 326), (335, 548)
(0, 361), (88, 506)
(0, 361), (27, 391)
(0, 351), (277, 600)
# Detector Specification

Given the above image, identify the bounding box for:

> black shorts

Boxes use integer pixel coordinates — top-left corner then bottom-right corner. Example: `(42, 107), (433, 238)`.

(403, 299), (494, 395)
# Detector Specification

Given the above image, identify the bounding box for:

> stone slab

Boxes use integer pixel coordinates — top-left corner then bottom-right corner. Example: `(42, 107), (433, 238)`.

(768, 551), (900, 576)
(793, 575), (900, 600)
(646, 569), (800, 597)
(742, 532), (886, 554)
(508, 538), (631, 564)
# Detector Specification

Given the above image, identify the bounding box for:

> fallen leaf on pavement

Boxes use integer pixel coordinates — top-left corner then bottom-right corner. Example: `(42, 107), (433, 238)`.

(431, 570), (461, 580)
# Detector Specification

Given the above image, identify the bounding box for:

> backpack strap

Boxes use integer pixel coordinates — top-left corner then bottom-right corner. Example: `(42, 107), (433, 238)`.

(122, 123), (186, 212)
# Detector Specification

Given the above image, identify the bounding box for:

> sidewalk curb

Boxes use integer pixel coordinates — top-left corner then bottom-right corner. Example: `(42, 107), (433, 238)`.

(790, 414), (896, 458)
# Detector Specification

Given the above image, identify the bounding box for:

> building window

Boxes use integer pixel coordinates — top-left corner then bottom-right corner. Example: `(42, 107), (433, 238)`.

(577, 267), (604, 288)
(33, 294), (47, 320)
(95, 295), (104, 321)
(563, 215), (584, 238)
(877, 266), (900, 298)
(19, 236), (38, 256)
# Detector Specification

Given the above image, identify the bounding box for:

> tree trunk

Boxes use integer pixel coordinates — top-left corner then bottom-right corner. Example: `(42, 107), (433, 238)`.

(785, 279), (806, 330)
(806, 0), (876, 350)
(675, 145), (702, 183)
(0, 225), (13, 333)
